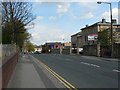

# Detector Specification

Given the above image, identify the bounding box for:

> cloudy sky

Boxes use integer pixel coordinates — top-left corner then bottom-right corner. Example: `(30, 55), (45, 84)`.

(27, 0), (119, 45)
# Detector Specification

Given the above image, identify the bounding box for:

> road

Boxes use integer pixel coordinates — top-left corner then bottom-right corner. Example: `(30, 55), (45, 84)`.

(31, 54), (119, 88)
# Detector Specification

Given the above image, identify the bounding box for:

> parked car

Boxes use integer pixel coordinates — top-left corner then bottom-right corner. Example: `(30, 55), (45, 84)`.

(34, 51), (41, 54)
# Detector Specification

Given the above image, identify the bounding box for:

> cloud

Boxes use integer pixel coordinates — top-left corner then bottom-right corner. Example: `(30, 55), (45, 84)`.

(69, 11), (94, 20)
(81, 12), (94, 19)
(101, 8), (118, 22)
(57, 3), (70, 15)
(67, 2), (96, 20)
(49, 16), (57, 20)
(36, 16), (44, 21)
(29, 24), (71, 45)
(24, 0), (119, 2)
(4, 0), (118, 2)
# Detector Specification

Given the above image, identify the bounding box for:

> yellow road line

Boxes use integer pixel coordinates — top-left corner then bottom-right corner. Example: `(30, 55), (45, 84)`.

(44, 66), (72, 89)
(30, 55), (77, 90)
(43, 63), (76, 89)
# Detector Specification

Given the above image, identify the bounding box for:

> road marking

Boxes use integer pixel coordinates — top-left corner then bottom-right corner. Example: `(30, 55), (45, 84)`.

(81, 62), (100, 68)
(31, 55), (77, 90)
(113, 69), (120, 72)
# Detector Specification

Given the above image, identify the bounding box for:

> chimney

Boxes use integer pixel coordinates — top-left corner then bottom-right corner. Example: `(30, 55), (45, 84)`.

(86, 25), (88, 27)
(102, 18), (106, 23)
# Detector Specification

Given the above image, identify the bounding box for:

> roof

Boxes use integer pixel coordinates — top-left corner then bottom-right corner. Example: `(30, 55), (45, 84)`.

(71, 32), (82, 37)
(81, 21), (111, 30)
(81, 21), (120, 31)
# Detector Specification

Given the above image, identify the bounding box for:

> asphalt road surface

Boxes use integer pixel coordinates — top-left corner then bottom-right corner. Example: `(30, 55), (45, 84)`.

(31, 54), (119, 89)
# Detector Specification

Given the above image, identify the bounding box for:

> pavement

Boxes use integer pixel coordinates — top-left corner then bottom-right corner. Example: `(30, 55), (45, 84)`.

(7, 54), (65, 88)
(81, 56), (120, 62)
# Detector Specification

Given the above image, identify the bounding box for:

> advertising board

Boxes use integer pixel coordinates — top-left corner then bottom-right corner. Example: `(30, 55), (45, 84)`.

(88, 34), (98, 41)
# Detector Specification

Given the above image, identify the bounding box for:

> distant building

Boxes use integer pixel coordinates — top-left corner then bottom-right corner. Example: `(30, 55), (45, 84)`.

(64, 42), (71, 49)
(42, 42), (62, 53)
(45, 42), (62, 49)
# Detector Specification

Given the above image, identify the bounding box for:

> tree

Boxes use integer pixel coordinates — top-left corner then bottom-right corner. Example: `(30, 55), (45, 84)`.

(98, 28), (118, 56)
(98, 29), (110, 47)
(2, 1), (34, 27)
(26, 41), (35, 52)
(2, 1), (35, 45)
(98, 28), (117, 47)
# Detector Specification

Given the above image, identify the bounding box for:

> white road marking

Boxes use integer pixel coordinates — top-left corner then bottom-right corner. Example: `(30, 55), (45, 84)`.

(113, 69), (120, 72)
(90, 64), (100, 68)
(81, 62), (100, 68)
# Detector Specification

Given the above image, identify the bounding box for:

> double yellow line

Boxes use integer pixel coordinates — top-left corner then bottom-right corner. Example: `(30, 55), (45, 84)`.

(31, 55), (77, 90)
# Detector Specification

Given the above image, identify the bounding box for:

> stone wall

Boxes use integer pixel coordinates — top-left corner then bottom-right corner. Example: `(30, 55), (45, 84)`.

(113, 43), (120, 58)
(83, 44), (120, 58)
(83, 45), (97, 56)
(62, 49), (70, 54)
(51, 49), (60, 54)
(2, 52), (19, 88)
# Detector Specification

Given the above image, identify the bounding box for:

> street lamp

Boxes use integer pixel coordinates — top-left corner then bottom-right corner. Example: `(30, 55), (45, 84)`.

(97, 1), (113, 57)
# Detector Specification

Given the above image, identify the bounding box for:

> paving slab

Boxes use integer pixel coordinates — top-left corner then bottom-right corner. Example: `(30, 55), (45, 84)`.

(7, 56), (45, 88)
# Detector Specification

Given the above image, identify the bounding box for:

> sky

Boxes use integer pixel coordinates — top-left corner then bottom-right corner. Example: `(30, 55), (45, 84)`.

(26, 0), (119, 45)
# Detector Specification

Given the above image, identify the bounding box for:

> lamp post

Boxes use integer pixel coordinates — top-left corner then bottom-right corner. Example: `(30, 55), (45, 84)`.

(97, 1), (113, 57)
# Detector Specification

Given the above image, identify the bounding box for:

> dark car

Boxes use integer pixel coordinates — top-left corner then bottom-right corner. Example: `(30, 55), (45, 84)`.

(34, 51), (41, 54)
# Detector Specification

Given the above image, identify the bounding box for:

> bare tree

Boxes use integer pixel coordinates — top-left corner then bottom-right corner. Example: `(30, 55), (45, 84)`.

(2, 1), (34, 27)
(2, 0), (35, 44)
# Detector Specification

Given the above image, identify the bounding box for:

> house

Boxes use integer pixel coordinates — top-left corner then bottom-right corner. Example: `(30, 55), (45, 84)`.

(81, 19), (120, 57)
(71, 32), (82, 54)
